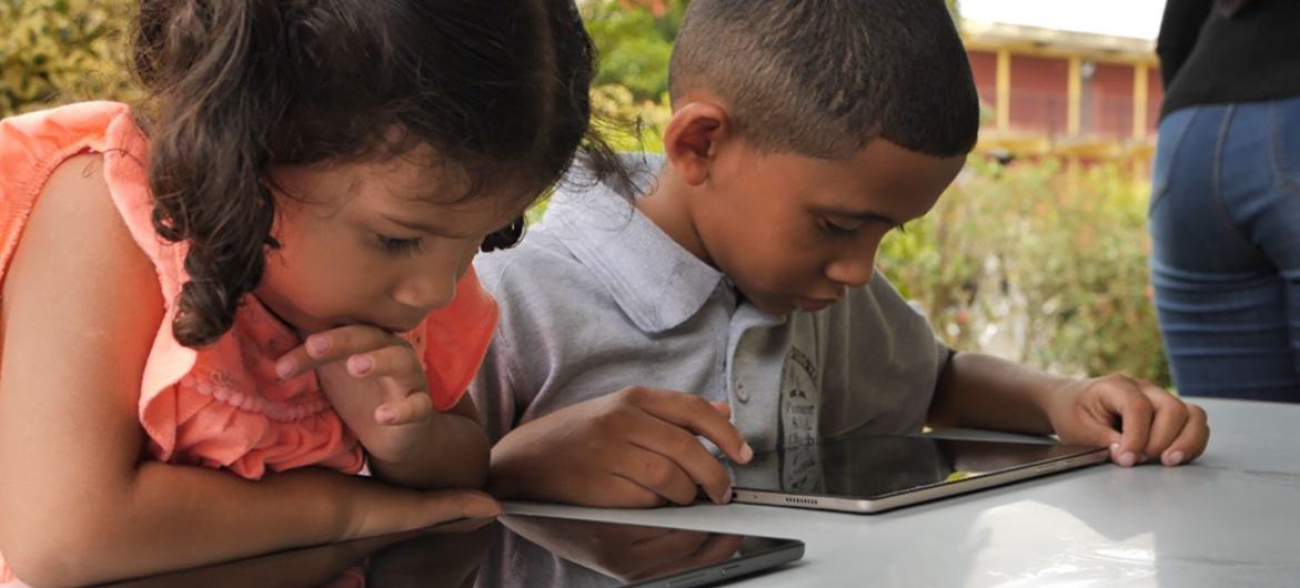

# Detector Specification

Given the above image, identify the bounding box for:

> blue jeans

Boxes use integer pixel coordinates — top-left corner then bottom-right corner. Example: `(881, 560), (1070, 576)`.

(1149, 95), (1300, 401)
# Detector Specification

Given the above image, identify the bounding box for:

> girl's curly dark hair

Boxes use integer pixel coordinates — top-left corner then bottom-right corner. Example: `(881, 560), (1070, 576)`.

(130, 0), (624, 347)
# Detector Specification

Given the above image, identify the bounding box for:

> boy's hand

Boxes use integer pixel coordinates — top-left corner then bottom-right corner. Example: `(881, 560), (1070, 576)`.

(1044, 374), (1209, 468)
(486, 387), (753, 507)
(275, 325), (438, 463)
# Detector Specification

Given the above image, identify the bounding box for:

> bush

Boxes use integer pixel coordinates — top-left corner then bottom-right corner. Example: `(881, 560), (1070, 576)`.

(582, 0), (685, 102)
(0, 0), (137, 118)
(878, 157), (1169, 385)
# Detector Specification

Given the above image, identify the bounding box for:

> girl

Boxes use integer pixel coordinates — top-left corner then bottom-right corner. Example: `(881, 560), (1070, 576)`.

(0, 1), (613, 585)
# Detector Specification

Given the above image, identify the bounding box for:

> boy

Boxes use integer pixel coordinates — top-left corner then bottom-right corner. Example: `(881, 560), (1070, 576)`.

(470, 0), (1209, 508)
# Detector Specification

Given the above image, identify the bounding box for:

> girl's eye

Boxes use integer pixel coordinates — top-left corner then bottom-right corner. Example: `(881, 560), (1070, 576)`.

(377, 234), (424, 255)
(819, 217), (863, 238)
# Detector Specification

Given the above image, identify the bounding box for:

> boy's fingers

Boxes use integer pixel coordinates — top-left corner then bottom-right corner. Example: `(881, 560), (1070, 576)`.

(624, 411), (734, 504)
(1161, 403), (1210, 467)
(604, 475), (671, 508)
(633, 389), (753, 465)
(1139, 384), (1189, 459)
(1099, 384), (1153, 467)
(612, 444), (701, 506)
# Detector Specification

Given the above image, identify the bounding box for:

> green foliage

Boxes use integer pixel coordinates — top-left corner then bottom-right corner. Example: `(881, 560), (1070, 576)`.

(878, 158), (1169, 385)
(1, 0), (137, 117)
(582, 0), (685, 101)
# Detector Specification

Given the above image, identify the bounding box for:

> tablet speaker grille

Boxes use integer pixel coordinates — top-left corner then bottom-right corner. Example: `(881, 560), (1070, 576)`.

(784, 497), (820, 506)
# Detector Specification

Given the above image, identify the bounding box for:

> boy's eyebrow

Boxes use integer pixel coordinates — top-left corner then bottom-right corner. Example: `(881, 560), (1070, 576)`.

(810, 205), (903, 227)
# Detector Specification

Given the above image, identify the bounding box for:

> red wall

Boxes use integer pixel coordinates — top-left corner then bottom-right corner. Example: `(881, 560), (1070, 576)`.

(1088, 62), (1134, 137)
(965, 48), (1165, 139)
(1008, 55), (1069, 135)
(968, 50), (999, 108)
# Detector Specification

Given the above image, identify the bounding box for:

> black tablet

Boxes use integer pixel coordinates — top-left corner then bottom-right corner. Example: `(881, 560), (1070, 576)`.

(98, 514), (804, 588)
(730, 434), (1108, 514)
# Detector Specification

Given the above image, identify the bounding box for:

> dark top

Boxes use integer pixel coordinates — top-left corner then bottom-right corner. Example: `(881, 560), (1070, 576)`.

(1157, 0), (1300, 119)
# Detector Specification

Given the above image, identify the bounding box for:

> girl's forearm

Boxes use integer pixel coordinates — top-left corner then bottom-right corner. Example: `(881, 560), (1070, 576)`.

(368, 411), (490, 490)
(7, 463), (438, 587)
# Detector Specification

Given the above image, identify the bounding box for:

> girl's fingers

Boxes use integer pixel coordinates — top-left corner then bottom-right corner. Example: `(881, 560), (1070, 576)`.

(348, 345), (421, 382)
(276, 325), (401, 379)
(375, 390), (435, 426)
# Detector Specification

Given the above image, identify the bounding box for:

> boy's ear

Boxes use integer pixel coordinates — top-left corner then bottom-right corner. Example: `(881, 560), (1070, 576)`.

(663, 101), (730, 187)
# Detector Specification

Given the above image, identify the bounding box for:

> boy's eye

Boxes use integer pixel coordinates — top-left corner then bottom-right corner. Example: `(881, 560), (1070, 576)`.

(377, 234), (424, 255)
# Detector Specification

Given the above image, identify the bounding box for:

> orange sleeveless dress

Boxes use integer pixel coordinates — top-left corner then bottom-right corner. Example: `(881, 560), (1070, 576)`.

(0, 102), (498, 584)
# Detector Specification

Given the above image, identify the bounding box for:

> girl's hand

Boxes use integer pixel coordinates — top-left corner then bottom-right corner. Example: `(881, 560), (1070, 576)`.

(1044, 374), (1210, 468)
(275, 325), (436, 463)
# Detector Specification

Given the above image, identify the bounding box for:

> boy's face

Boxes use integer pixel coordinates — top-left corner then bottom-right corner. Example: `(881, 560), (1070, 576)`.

(692, 138), (965, 315)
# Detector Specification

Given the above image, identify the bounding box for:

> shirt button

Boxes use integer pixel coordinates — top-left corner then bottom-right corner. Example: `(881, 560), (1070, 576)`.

(735, 379), (750, 403)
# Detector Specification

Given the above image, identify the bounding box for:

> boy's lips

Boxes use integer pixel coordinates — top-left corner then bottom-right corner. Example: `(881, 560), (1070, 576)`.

(794, 297), (837, 312)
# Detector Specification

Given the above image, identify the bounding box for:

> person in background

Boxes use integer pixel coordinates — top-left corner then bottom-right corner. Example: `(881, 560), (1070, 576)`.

(1150, 0), (1300, 401)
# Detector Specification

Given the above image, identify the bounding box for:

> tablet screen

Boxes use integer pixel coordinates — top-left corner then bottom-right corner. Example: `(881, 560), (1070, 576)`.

(98, 515), (803, 588)
(732, 434), (1104, 500)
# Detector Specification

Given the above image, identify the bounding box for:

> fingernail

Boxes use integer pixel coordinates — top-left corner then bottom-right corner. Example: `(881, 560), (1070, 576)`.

(349, 355), (373, 375)
(723, 485), (734, 503)
(470, 499), (502, 519)
(739, 442), (754, 463)
(1165, 451), (1185, 467)
(306, 336), (330, 357)
(1119, 452), (1137, 467)
(375, 406), (397, 424)
(275, 359), (296, 380)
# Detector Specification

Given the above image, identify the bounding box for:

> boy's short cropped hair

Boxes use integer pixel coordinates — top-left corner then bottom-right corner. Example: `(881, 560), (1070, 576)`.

(668, 0), (980, 158)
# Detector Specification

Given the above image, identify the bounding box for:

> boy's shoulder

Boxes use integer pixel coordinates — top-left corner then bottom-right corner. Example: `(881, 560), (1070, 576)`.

(475, 151), (662, 291)
(473, 224), (583, 297)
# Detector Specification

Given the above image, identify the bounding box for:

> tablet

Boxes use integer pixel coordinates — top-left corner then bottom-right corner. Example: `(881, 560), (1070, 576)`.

(730, 433), (1109, 514)
(99, 514), (805, 588)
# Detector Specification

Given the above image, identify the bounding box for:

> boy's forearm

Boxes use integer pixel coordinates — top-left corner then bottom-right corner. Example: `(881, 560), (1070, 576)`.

(927, 352), (1072, 435)
(368, 411), (490, 491)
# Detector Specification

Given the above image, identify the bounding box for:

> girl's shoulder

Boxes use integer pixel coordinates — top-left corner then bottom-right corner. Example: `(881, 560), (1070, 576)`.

(2, 101), (172, 293)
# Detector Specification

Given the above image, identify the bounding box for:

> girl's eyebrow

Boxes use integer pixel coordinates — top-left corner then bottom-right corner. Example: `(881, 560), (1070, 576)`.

(380, 213), (447, 235)
(808, 205), (903, 228)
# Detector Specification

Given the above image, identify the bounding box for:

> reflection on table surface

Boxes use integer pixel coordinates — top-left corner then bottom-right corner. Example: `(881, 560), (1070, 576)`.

(93, 515), (791, 588)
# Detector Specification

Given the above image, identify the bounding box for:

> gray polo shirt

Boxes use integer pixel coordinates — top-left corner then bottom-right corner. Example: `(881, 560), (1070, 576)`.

(470, 154), (950, 457)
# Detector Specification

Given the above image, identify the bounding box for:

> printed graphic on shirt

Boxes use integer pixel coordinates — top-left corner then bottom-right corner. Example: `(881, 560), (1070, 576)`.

(779, 345), (823, 493)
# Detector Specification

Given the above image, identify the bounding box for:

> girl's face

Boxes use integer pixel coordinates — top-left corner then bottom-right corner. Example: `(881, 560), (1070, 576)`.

(257, 153), (528, 335)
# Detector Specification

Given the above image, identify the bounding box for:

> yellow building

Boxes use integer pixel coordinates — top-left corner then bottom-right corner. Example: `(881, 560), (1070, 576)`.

(962, 20), (1162, 163)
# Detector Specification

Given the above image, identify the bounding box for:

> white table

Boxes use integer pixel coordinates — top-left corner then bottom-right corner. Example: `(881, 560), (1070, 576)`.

(507, 398), (1300, 587)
